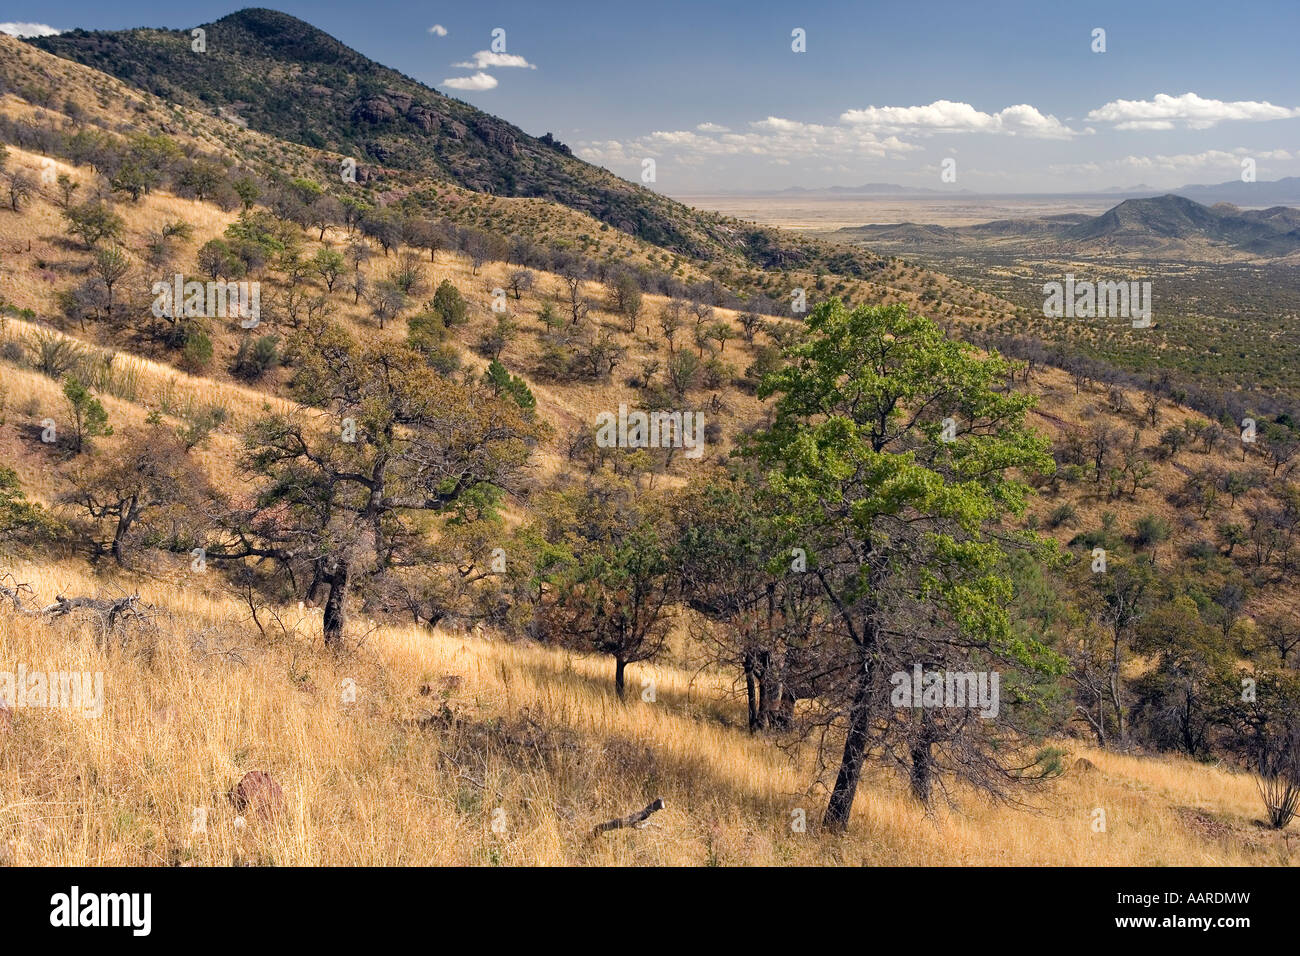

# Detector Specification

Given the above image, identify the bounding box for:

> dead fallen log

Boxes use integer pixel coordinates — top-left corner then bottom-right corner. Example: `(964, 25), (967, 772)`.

(41, 594), (142, 628)
(593, 797), (665, 836)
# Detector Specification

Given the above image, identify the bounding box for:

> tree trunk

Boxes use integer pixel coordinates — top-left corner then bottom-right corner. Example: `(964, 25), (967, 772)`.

(909, 712), (936, 804)
(322, 558), (350, 650)
(768, 586), (795, 729)
(305, 558), (326, 604)
(823, 666), (875, 832)
(743, 652), (758, 731)
(1109, 639), (1127, 749)
(111, 517), (130, 564)
(756, 649), (776, 729)
(111, 496), (139, 566)
(614, 657), (627, 699)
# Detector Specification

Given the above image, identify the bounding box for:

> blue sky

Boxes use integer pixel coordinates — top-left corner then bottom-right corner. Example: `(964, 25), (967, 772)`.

(4, 1), (1299, 193)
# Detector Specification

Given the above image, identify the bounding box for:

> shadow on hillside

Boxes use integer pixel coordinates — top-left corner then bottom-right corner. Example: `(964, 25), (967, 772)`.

(403, 651), (810, 823)
(479, 639), (747, 729)
(420, 703), (806, 827)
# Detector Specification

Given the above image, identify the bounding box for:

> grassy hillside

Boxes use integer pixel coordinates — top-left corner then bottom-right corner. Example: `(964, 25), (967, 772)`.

(0, 30), (1012, 326)
(29, 9), (888, 277)
(1, 19), (1299, 867)
(2, 558), (1291, 866)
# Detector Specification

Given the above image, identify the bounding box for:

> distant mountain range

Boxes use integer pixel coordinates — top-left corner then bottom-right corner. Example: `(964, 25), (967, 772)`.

(704, 177), (1300, 205)
(1171, 176), (1300, 206)
(838, 194), (1300, 258)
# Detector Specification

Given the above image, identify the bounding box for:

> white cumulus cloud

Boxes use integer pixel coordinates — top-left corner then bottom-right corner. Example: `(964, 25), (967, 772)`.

(0, 22), (61, 37)
(1087, 92), (1300, 130)
(453, 51), (536, 70)
(1117, 148), (1293, 170)
(577, 115), (919, 172)
(428, 24), (448, 37)
(840, 99), (1076, 138)
(1050, 147), (1295, 176)
(442, 72), (498, 91)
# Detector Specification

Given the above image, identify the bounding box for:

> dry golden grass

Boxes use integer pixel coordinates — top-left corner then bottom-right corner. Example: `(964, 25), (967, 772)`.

(0, 316), (295, 424)
(0, 559), (1292, 866)
(0, 187), (1291, 866)
(0, 38), (1293, 867)
(0, 126), (986, 491)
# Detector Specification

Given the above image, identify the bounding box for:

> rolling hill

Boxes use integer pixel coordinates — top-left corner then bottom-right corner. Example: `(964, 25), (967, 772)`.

(29, 8), (886, 276)
(1061, 194), (1300, 255)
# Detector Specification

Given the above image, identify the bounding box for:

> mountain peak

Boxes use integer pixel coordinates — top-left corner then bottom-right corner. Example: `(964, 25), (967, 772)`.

(28, 11), (886, 274)
(1064, 193), (1300, 254)
(204, 8), (371, 68)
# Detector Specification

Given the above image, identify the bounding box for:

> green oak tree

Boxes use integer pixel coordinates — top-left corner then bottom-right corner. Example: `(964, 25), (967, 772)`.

(221, 321), (543, 648)
(743, 300), (1062, 830)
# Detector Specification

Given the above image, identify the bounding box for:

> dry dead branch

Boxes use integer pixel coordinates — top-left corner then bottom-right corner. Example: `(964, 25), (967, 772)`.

(593, 797), (665, 835)
(41, 593), (143, 628)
